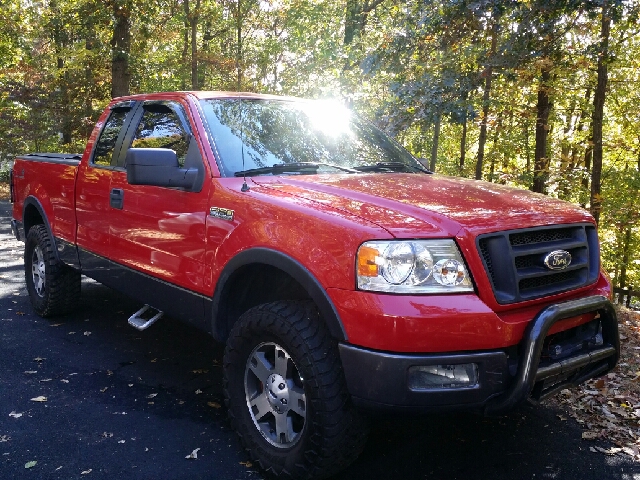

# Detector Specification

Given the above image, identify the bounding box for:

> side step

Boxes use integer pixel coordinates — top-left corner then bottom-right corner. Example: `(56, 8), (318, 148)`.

(128, 305), (163, 331)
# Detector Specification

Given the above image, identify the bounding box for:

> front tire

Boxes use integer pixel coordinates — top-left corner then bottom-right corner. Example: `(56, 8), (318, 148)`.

(24, 225), (80, 317)
(223, 301), (367, 479)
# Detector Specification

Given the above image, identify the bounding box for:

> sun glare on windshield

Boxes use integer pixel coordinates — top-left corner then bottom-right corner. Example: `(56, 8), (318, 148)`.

(303, 100), (353, 138)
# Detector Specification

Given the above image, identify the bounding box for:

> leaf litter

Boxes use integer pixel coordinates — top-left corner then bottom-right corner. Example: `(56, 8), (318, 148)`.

(550, 307), (640, 462)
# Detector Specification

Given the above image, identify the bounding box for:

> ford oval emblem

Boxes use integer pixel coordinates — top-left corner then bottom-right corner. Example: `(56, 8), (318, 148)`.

(544, 250), (572, 270)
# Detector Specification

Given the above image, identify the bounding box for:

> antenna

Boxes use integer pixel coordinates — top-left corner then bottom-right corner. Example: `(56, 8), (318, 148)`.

(240, 100), (250, 192)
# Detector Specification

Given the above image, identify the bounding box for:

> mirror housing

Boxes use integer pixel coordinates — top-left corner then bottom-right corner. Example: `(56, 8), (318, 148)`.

(126, 148), (198, 190)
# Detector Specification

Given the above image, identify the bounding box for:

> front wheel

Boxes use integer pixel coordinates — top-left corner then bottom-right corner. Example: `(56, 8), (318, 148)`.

(24, 224), (80, 317)
(223, 301), (368, 479)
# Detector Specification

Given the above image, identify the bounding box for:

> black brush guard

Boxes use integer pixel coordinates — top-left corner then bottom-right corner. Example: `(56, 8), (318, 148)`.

(485, 295), (619, 415)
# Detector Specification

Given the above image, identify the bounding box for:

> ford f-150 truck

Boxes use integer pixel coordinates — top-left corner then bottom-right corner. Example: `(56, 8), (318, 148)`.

(10, 91), (619, 479)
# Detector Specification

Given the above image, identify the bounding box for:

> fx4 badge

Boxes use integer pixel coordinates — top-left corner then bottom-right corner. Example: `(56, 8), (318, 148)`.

(544, 250), (572, 270)
(209, 207), (234, 221)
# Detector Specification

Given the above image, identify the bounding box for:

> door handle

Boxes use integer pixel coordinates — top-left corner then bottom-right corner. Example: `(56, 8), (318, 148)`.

(110, 188), (124, 209)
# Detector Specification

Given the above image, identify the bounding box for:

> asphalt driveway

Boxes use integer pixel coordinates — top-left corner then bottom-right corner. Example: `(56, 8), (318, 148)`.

(1, 199), (638, 479)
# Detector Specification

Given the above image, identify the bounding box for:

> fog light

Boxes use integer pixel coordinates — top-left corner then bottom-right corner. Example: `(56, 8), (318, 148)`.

(408, 364), (478, 390)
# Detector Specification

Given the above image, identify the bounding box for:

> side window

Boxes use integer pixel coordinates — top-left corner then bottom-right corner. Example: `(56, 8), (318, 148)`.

(92, 109), (129, 167)
(131, 104), (190, 167)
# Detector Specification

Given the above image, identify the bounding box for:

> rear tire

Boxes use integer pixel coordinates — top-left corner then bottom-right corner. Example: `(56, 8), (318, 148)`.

(223, 301), (368, 479)
(24, 224), (80, 317)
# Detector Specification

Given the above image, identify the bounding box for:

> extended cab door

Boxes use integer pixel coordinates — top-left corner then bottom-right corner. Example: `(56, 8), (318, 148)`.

(108, 100), (211, 301)
(76, 101), (139, 260)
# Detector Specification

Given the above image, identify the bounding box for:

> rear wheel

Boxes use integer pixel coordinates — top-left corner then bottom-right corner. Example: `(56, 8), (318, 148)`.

(223, 301), (368, 479)
(24, 225), (80, 317)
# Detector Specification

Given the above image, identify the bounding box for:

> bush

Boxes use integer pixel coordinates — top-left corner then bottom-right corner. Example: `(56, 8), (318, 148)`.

(0, 157), (13, 183)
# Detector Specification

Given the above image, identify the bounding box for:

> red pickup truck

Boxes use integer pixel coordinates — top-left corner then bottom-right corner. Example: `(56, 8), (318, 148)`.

(10, 91), (619, 479)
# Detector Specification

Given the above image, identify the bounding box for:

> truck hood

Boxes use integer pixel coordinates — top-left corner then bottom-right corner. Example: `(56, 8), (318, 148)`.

(251, 174), (595, 238)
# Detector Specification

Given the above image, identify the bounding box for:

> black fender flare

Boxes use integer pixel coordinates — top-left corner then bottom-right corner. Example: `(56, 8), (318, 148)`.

(211, 248), (348, 342)
(22, 196), (60, 262)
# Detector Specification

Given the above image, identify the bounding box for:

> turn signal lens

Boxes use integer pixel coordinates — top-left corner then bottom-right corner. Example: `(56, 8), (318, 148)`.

(357, 245), (379, 277)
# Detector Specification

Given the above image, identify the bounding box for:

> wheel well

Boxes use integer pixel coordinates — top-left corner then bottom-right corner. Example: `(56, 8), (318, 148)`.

(214, 264), (311, 342)
(23, 203), (44, 237)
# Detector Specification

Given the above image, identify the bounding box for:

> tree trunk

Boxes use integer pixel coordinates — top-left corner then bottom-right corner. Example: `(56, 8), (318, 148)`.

(236, 0), (242, 90)
(344, 0), (363, 45)
(475, 21), (498, 180)
(430, 112), (441, 172)
(111, 0), (131, 98)
(619, 226), (632, 289)
(532, 65), (552, 193)
(189, 0), (200, 90)
(590, 0), (611, 224)
(181, 0), (189, 90)
(570, 88), (591, 170)
(489, 112), (502, 182)
(524, 123), (531, 173)
(344, 0), (384, 45)
(581, 140), (593, 208)
(459, 117), (467, 171)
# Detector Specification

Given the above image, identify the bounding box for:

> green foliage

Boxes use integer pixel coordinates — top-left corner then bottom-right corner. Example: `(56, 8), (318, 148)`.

(0, 0), (639, 281)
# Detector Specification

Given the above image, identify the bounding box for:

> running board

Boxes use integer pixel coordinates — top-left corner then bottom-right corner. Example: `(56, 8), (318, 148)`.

(128, 305), (163, 331)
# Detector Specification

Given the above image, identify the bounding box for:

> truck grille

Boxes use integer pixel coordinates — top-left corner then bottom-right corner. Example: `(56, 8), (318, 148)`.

(477, 224), (600, 304)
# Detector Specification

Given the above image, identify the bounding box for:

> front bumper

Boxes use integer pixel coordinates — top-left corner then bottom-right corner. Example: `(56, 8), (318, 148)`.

(339, 295), (619, 414)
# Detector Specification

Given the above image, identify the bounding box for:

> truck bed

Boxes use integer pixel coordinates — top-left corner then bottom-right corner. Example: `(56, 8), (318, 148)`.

(16, 153), (82, 166)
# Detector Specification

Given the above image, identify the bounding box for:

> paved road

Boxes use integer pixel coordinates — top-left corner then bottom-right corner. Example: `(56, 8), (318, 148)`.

(1, 199), (638, 479)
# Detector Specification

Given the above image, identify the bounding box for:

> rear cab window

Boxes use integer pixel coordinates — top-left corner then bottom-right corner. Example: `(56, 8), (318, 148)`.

(91, 102), (136, 168)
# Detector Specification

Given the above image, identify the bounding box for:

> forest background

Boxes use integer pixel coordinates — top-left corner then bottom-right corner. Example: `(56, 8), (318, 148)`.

(0, 0), (639, 292)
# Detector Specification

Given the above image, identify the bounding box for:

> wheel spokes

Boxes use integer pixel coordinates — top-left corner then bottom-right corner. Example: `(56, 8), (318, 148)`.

(248, 352), (272, 383)
(249, 394), (271, 422)
(274, 347), (289, 377)
(288, 385), (306, 417)
(274, 411), (294, 444)
(31, 246), (46, 297)
(244, 341), (306, 449)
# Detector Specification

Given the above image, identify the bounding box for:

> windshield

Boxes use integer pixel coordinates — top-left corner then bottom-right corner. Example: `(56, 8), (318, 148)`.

(199, 98), (427, 177)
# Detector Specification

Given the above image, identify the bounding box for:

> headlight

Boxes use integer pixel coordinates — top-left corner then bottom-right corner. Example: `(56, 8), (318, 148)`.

(356, 240), (473, 293)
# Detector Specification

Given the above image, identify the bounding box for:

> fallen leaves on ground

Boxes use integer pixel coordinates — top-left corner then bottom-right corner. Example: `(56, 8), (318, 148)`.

(551, 307), (640, 462)
(24, 461), (37, 469)
(30, 396), (47, 402)
(9, 411), (23, 418)
(185, 448), (200, 459)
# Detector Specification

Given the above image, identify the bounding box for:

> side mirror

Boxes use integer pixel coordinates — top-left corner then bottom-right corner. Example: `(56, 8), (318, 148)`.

(126, 148), (198, 190)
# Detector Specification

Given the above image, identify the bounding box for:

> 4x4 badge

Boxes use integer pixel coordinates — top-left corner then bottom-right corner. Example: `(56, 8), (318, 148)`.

(544, 250), (572, 270)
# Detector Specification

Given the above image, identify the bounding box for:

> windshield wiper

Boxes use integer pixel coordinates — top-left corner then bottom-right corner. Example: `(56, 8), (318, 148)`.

(353, 161), (431, 173)
(234, 162), (359, 177)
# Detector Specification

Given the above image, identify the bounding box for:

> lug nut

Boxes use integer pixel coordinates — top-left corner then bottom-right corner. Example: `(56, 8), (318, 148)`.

(279, 383), (285, 390)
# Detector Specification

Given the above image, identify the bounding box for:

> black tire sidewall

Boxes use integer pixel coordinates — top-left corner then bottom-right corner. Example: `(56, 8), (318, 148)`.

(226, 327), (315, 474)
(24, 225), (52, 316)
(224, 303), (341, 478)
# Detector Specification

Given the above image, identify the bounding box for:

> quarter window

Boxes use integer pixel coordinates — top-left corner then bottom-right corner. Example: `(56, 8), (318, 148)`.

(92, 109), (129, 167)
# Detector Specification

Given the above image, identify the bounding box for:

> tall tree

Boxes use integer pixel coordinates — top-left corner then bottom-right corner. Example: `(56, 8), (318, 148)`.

(589, 0), (611, 224)
(475, 19), (498, 180)
(111, 0), (132, 98)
